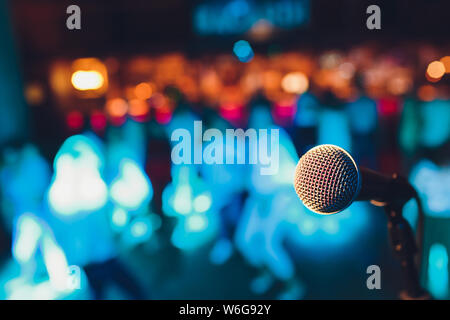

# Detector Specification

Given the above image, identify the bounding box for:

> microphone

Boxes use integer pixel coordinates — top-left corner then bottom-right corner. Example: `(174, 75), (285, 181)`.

(293, 144), (417, 214)
(293, 144), (431, 299)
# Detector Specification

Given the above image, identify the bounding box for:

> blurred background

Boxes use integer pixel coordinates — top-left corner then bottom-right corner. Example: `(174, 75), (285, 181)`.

(0, 0), (449, 299)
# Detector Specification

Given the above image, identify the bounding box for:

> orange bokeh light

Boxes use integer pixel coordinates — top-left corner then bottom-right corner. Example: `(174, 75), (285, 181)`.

(129, 99), (150, 117)
(417, 85), (437, 102)
(106, 98), (128, 118)
(426, 61), (445, 80)
(440, 56), (450, 74)
(134, 82), (153, 100)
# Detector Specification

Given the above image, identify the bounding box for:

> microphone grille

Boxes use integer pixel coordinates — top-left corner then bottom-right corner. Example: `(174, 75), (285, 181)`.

(293, 144), (360, 214)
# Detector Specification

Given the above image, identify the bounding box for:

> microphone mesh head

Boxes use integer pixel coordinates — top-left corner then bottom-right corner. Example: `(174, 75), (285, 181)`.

(293, 144), (360, 214)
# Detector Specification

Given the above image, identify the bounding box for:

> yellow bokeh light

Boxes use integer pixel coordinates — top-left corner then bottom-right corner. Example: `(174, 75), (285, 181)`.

(71, 70), (104, 91)
(281, 72), (309, 94)
(426, 61), (445, 80)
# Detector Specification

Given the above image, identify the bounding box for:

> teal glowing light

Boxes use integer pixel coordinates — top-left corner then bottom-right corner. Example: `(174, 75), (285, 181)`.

(48, 135), (108, 216)
(420, 100), (450, 148)
(298, 217), (317, 236)
(173, 184), (193, 215)
(41, 234), (70, 291)
(9, 213), (76, 299)
(121, 214), (161, 247)
(428, 243), (449, 299)
(399, 98), (419, 153)
(163, 165), (219, 251)
(12, 214), (42, 263)
(111, 207), (128, 227)
(110, 159), (153, 210)
(187, 214), (208, 232)
(409, 160), (450, 217)
(318, 109), (352, 153)
(131, 220), (149, 238)
(209, 238), (233, 265)
(233, 40), (254, 63)
(124, 216), (154, 246)
(193, 193), (212, 213)
(0, 145), (50, 231)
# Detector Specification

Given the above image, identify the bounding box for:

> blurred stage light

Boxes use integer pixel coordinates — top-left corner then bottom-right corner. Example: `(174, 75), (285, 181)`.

(173, 185), (193, 215)
(249, 19), (273, 41)
(419, 100), (450, 148)
(41, 235), (70, 291)
(13, 214), (42, 263)
(122, 216), (155, 245)
(110, 159), (153, 211)
(66, 111), (84, 131)
(155, 107), (173, 124)
(128, 99), (150, 120)
(209, 238), (233, 265)
(417, 85), (437, 101)
(377, 98), (401, 117)
(48, 135), (108, 216)
(387, 70), (412, 96)
(187, 214), (208, 232)
(112, 207), (128, 227)
(134, 82), (153, 100)
(24, 83), (45, 106)
(90, 110), (107, 132)
(220, 103), (244, 123)
(428, 243), (449, 299)
(337, 62), (355, 80)
(233, 40), (254, 63)
(163, 165), (219, 251)
(319, 51), (342, 69)
(440, 56), (450, 73)
(106, 98), (128, 119)
(426, 60), (445, 81)
(193, 193), (212, 213)
(409, 160), (450, 216)
(281, 72), (309, 94)
(130, 219), (149, 238)
(71, 70), (104, 91)
(70, 58), (108, 96)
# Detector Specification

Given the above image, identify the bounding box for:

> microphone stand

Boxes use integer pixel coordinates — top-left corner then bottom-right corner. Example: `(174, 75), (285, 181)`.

(384, 202), (430, 300)
(375, 175), (431, 300)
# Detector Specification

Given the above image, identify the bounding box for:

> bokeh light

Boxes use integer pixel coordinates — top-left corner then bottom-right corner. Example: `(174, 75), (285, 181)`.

(66, 111), (84, 131)
(71, 70), (104, 91)
(440, 56), (450, 73)
(426, 60), (446, 81)
(134, 82), (153, 100)
(106, 98), (128, 118)
(233, 40), (254, 63)
(281, 72), (309, 94)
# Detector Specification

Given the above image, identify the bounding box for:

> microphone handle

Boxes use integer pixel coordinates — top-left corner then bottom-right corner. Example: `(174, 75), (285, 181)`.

(356, 167), (416, 205)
